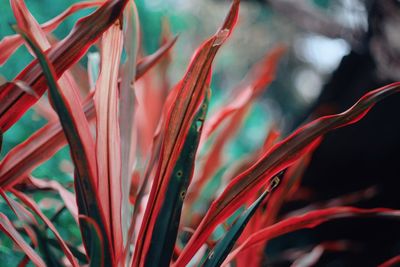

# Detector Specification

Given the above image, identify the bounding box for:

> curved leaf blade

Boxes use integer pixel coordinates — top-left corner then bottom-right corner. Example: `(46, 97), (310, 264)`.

(0, 0), (129, 131)
(223, 207), (400, 265)
(176, 82), (400, 266)
(146, 91), (210, 266)
(0, 1), (103, 66)
(133, 1), (240, 265)
(202, 176), (280, 267)
(17, 26), (113, 266)
(0, 42), (178, 189)
(0, 212), (45, 267)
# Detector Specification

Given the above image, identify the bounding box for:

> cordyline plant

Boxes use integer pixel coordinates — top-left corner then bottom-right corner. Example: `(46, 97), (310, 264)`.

(0, 0), (400, 266)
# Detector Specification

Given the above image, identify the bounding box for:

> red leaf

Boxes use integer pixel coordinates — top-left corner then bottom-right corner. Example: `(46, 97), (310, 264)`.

(11, 189), (79, 267)
(224, 207), (400, 266)
(379, 255), (400, 267)
(0, 1), (102, 66)
(132, 1), (240, 266)
(93, 23), (124, 259)
(119, 2), (140, 248)
(0, 188), (39, 248)
(0, 0), (129, 131)
(17, 23), (113, 265)
(136, 36), (178, 80)
(28, 176), (78, 222)
(201, 45), (286, 142)
(0, 41), (177, 189)
(0, 212), (45, 267)
(188, 46), (285, 208)
(175, 82), (400, 266)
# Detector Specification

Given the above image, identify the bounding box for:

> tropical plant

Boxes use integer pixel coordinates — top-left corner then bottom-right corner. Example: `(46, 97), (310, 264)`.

(0, 0), (400, 266)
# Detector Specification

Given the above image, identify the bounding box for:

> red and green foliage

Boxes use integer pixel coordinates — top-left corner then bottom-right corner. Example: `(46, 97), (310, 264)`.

(0, 0), (399, 266)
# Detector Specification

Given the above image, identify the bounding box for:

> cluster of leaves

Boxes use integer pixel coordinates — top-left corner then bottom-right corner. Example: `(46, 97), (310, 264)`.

(0, 0), (400, 266)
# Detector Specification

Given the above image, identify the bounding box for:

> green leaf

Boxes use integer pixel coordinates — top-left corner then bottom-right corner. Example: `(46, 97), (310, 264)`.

(17, 26), (112, 266)
(79, 216), (104, 267)
(145, 92), (210, 266)
(202, 176), (280, 267)
(47, 238), (89, 264)
(32, 226), (63, 267)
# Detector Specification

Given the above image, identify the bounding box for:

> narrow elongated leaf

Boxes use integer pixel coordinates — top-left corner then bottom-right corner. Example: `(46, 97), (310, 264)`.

(202, 176), (280, 267)
(32, 225), (64, 267)
(0, 41), (176, 189)
(290, 245), (325, 267)
(10, 0), (88, 107)
(0, 189), (38, 226)
(28, 176), (78, 222)
(135, 36), (178, 79)
(189, 46), (285, 208)
(7, 0), (93, 186)
(201, 46), (286, 142)
(120, 1), (140, 246)
(47, 238), (88, 264)
(0, 189), (39, 248)
(0, 0), (129, 131)
(78, 216), (104, 267)
(262, 153), (313, 226)
(378, 255), (400, 267)
(133, 1), (240, 266)
(11, 0), (49, 50)
(146, 92), (210, 266)
(93, 22), (124, 259)
(223, 207), (400, 265)
(0, 106), (93, 188)
(18, 27), (113, 265)
(176, 82), (400, 266)
(0, 1), (102, 66)
(0, 212), (46, 267)
(11, 189), (79, 267)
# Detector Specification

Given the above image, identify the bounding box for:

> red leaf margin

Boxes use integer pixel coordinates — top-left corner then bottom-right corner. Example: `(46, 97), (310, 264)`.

(222, 207), (400, 266)
(0, 0), (129, 131)
(132, 0), (241, 266)
(175, 82), (400, 266)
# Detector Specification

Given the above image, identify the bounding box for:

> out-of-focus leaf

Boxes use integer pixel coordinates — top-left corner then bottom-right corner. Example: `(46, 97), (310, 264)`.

(133, 1), (240, 266)
(186, 46), (285, 221)
(0, 0), (129, 131)
(33, 225), (64, 267)
(378, 255), (400, 267)
(0, 188), (39, 248)
(202, 176), (280, 267)
(28, 176), (78, 222)
(87, 52), (100, 90)
(223, 207), (400, 265)
(176, 82), (400, 266)
(135, 36), (178, 79)
(120, 1), (140, 247)
(47, 238), (89, 265)
(200, 45), (286, 142)
(11, 189), (79, 267)
(0, 212), (46, 267)
(0, 1), (103, 66)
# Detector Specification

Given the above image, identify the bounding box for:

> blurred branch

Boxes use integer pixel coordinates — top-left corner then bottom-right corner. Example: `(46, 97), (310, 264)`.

(265, 0), (363, 46)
